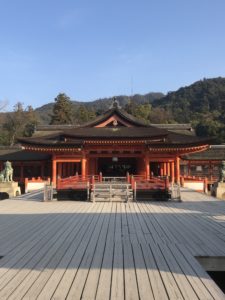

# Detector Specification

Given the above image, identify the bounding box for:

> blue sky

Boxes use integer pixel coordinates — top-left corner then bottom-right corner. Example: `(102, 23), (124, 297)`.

(0, 0), (225, 111)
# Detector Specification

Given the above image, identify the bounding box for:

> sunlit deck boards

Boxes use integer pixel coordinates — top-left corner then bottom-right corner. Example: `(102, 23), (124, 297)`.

(0, 191), (225, 299)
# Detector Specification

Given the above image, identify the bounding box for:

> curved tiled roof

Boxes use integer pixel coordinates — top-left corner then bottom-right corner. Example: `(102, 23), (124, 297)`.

(81, 107), (149, 127)
(182, 145), (225, 160)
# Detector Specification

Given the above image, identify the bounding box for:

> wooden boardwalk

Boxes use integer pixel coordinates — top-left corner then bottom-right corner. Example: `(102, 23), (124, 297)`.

(0, 190), (225, 299)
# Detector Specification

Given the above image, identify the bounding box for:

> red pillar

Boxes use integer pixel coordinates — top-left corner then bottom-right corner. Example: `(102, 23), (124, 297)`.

(52, 159), (57, 187)
(163, 163), (167, 176)
(145, 157), (150, 179)
(167, 162), (170, 177)
(160, 163), (164, 176)
(171, 161), (175, 184)
(82, 158), (87, 178)
(175, 156), (180, 184)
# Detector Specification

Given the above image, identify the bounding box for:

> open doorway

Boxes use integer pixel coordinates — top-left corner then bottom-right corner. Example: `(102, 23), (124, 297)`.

(98, 157), (137, 176)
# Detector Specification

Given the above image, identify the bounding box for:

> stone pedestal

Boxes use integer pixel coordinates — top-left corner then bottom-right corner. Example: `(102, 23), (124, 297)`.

(214, 182), (225, 200)
(0, 182), (21, 199)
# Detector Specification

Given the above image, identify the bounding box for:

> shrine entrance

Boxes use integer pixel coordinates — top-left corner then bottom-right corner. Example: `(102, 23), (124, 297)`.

(98, 157), (137, 176)
(150, 162), (161, 176)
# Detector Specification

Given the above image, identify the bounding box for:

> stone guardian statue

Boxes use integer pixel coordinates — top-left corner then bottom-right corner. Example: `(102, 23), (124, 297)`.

(0, 161), (13, 182)
(219, 161), (225, 182)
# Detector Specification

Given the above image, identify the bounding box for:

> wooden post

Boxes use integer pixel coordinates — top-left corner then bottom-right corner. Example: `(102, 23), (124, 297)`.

(204, 178), (208, 194)
(167, 162), (170, 177)
(99, 172), (102, 182)
(52, 159), (57, 187)
(131, 176), (135, 189)
(146, 157), (150, 179)
(81, 158), (87, 179)
(24, 178), (28, 193)
(134, 181), (137, 202)
(175, 156), (180, 184)
(163, 163), (167, 177)
(165, 177), (169, 190)
(171, 161), (175, 184)
(160, 163), (164, 176)
(126, 172), (130, 183)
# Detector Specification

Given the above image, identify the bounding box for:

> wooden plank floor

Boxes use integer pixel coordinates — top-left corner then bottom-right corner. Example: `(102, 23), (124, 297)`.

(0, 190), (225, 299)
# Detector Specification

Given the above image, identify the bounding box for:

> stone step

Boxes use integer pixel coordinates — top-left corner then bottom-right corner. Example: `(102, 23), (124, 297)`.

(93, 189), (133, 193)
(94, 184), (132, 189)
(92, 196), (133, 202)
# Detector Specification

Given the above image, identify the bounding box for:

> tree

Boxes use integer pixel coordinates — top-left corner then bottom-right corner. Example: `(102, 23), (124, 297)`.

(50, 93), (73, 125)
(74, 105), (96, 124)
(124, 100), (151, 123)
(2, 102), (38, 145)
(23, 106), (39, 136)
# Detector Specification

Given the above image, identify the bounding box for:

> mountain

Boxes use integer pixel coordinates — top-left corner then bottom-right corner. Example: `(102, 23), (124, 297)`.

(35, 92), (164, 124)
(154, 77), (225, 121)
(153, 77), (225, 142)
(1, 77), (225, 145)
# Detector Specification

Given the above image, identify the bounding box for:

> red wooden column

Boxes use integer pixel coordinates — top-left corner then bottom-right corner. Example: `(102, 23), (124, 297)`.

(160, 163), (164, 176)
(167, 162), (170, 177)
(52, 159), (57, 187)
(145, 157), (150, 179)
(163, 163), (167, 176)
(81, 158), (87, 178)
(171, 161), (175, 184)
(175, 156), (180, 184)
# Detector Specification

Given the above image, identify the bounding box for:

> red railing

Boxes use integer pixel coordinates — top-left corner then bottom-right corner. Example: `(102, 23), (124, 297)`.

(129, 175), (169, 191)
(57, 172), (170, 192)
(57, 174), (101, 190)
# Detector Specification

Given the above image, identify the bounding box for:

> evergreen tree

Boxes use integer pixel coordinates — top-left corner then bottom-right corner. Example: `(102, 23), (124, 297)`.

(75, 105), (96, 124)
(2, 103), (38, 145)
(50, 93), (73, 124)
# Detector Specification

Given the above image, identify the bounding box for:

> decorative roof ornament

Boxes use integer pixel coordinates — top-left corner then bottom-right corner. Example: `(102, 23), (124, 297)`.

(110, 97), (121, 109)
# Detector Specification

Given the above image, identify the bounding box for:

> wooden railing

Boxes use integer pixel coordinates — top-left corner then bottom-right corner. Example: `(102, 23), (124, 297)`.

(57, 172), (170, 194)
(57, 174), (100, 190)
(129, 175), (169, 191)
(180, 175), (208, 193)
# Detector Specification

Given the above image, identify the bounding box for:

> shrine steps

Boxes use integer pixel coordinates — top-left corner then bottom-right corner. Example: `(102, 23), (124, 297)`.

(91, 183), (133, 202)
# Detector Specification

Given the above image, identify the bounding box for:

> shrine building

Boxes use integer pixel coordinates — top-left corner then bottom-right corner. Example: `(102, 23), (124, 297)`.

(1, 99), (210, 200)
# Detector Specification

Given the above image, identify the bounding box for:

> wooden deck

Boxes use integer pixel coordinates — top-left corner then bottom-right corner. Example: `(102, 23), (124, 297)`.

(0, 190), (225, 299)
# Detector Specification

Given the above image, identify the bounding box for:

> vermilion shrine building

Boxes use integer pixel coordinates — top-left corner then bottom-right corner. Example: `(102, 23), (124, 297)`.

(8, 100), (211, 195)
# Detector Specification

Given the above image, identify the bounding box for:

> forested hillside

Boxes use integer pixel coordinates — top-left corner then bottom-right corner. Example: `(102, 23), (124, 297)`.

(35, 92), (164, 124)
(1, 77), (225, 145)
(154, 77), (225, 142)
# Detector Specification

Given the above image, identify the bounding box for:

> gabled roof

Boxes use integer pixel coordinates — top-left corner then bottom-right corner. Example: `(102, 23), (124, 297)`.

(81, 105), (148, 127)
(17, 100), (211, 152)
(62, 127), (168, 139)
(0, 146), (50, 161)
(182, 145), (225, 160)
